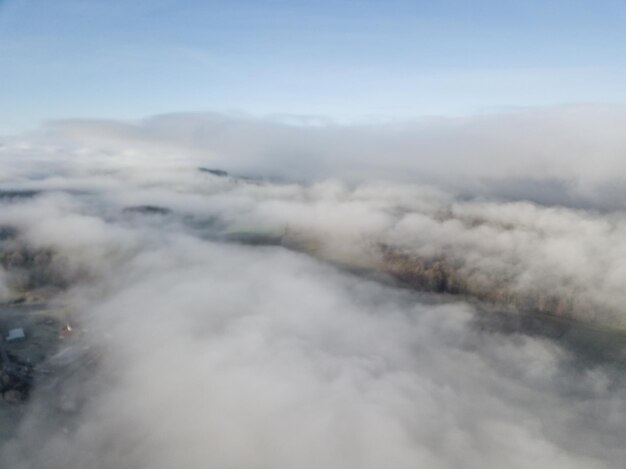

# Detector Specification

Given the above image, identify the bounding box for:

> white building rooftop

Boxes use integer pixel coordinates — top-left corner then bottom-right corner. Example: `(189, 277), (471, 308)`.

(5, 328), (26, 342)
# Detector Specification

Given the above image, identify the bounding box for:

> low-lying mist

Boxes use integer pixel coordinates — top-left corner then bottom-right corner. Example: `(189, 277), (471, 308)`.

(1, 107), (626, 468)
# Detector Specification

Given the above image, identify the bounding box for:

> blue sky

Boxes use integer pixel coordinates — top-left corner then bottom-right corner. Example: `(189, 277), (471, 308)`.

(1, 0), (626, 133)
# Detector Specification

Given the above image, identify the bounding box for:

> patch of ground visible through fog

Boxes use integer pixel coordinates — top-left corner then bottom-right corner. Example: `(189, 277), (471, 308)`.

(0, 303), (68, 437)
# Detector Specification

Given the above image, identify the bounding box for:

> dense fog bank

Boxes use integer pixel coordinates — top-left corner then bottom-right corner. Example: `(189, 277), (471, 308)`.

(1, 108), (626, 468)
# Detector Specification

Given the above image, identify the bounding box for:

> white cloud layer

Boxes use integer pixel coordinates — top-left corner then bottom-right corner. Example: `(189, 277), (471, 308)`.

(40, 104), (626, 207)
(1, 106), (626, 468)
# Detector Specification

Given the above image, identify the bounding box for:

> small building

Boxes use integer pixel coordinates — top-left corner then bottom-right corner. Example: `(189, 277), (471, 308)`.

(5, 328), (26, 342)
